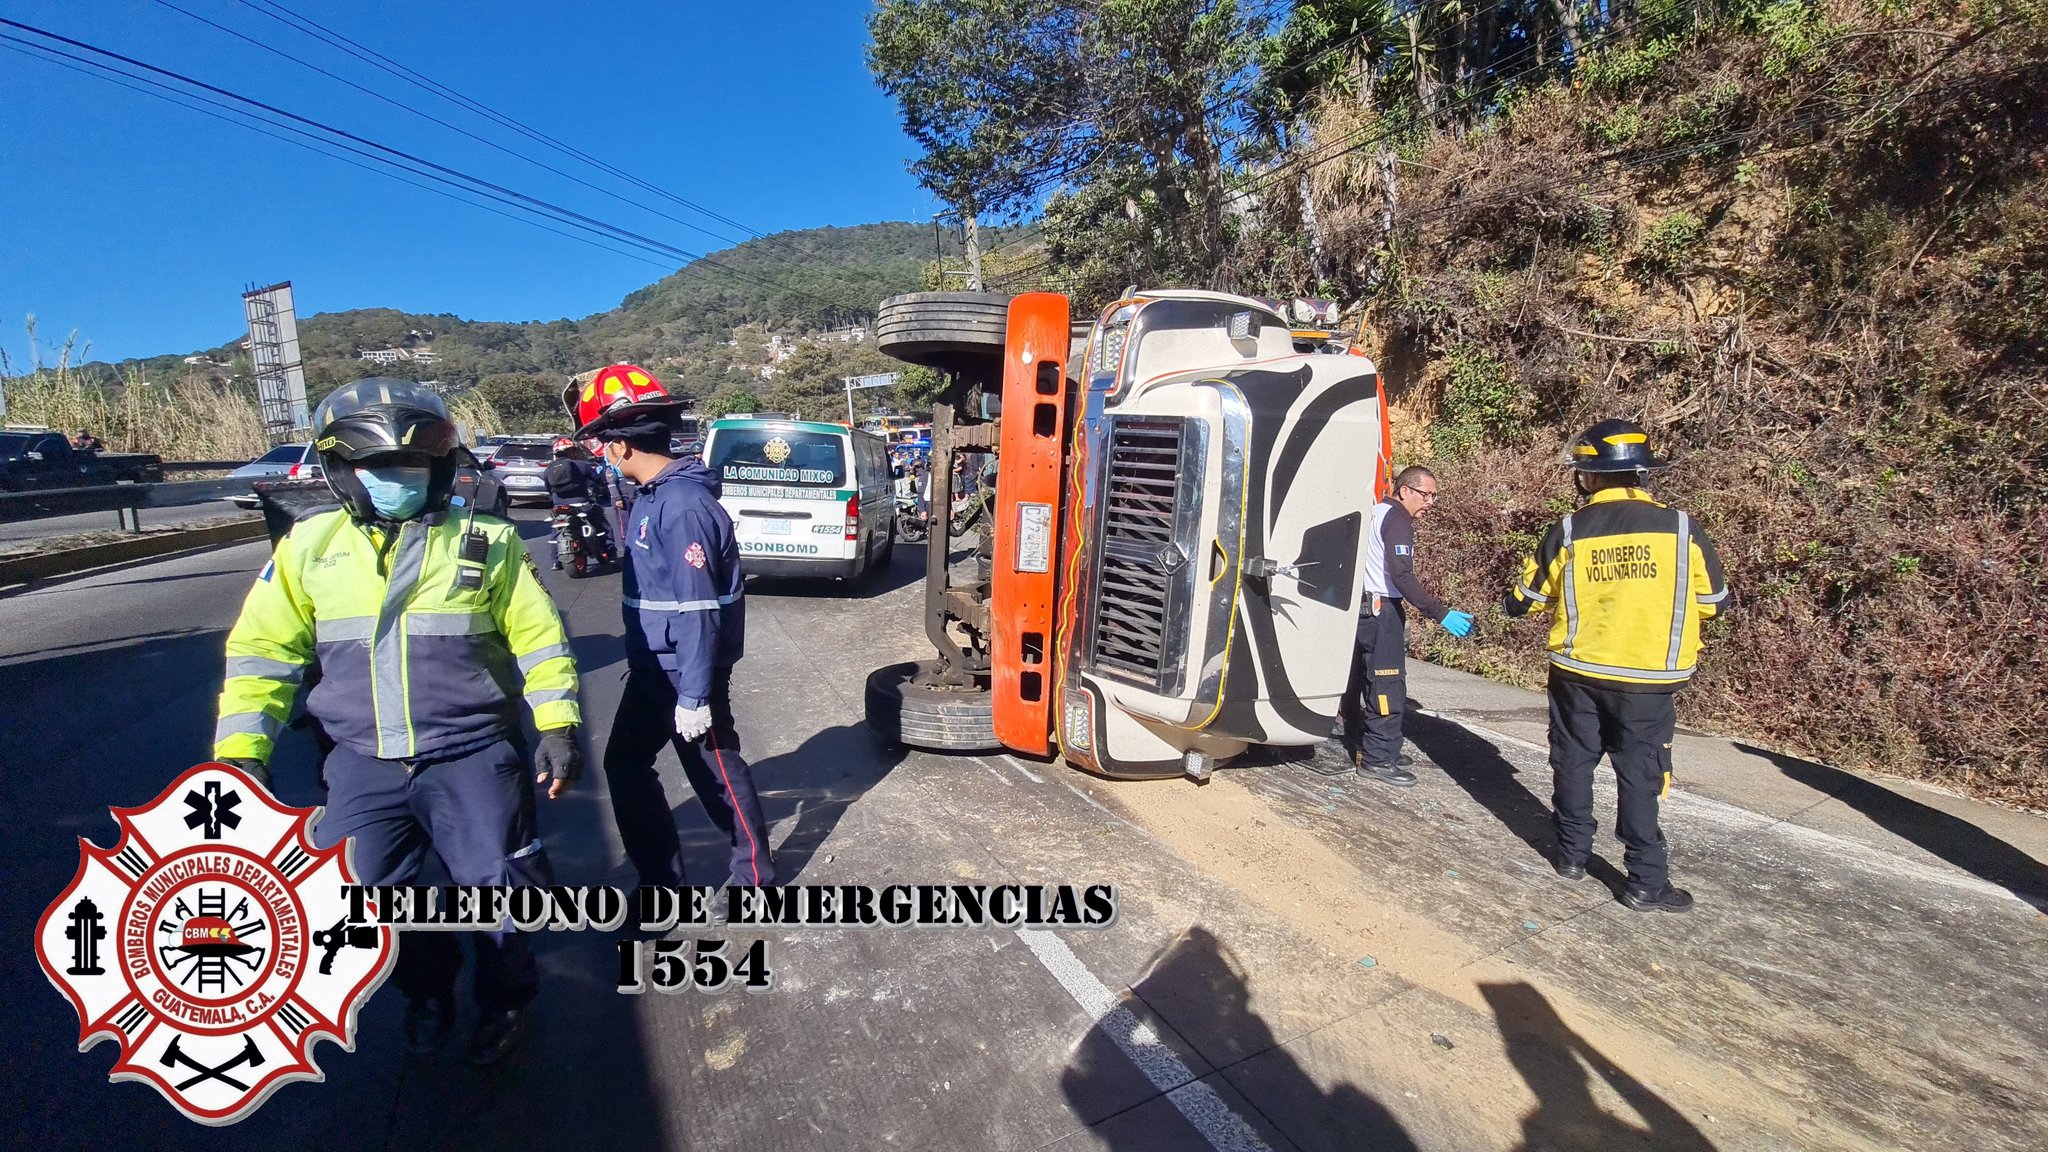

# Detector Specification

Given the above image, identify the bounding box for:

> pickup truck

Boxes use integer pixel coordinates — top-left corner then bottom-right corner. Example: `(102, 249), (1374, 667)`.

(0, 429), (165, 490)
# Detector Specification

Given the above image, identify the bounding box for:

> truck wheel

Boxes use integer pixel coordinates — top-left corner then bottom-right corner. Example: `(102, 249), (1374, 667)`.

(864, 660), (1000, 753)
(875, 292), (1011, 380)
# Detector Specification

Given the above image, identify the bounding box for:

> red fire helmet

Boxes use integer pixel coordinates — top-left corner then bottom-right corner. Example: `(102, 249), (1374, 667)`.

(565, 363), (689, 440)
(177, 915), (258, 955)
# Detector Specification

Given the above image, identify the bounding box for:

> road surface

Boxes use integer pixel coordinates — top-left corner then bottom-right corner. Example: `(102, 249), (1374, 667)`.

(2, 511), (2042, 1151)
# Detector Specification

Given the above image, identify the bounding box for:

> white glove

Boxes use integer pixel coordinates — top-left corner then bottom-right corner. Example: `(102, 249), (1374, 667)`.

(674, 703), (713, 741)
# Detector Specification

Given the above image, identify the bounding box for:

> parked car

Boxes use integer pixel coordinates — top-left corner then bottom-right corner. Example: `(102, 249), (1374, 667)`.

(0, 427), (165, 490)
(484, 436), (559, 505)
(252, 443), (509, 545)
(227, 443), (309, 508)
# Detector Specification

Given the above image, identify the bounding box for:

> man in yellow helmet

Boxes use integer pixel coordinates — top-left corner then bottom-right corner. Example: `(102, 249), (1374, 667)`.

(214, 378), (583, 1063)
(1503, 419), (1729, 914)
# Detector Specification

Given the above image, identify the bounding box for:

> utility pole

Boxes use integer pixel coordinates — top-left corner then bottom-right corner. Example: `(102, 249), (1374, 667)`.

(965, 213), (984, 291)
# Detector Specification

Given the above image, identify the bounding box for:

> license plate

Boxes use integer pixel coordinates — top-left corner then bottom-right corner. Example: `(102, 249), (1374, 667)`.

(760, 519), (791, 535)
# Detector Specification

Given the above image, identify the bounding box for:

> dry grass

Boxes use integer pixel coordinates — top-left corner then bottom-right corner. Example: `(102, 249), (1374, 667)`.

(1294, 1), (2048, 803)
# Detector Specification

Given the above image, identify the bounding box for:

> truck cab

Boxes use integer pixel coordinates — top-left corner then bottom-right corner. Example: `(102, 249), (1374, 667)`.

(866, 289), (1390, 781)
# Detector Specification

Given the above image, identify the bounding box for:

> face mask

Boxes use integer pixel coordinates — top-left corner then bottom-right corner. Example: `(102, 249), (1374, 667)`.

(355, 464), (431, 519)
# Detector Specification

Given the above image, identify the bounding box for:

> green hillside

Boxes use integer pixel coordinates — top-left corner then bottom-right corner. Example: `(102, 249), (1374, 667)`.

(80, 221), (954, 430)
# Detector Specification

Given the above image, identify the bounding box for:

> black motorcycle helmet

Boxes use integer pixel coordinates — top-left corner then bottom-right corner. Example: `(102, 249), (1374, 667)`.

(312, 377), (460, 521)
(1569, 418), (1668, 476)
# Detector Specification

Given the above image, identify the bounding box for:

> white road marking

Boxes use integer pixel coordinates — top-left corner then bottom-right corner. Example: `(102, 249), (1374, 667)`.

(1000, 754), (1046, 784)
(1058, 774), (1120, 819)
(1016, 929), (1272, 1152)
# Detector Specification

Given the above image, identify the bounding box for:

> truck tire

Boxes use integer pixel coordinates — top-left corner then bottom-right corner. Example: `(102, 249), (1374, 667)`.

(875, 292), (1012, 382)
(864, 660), (1000, 752)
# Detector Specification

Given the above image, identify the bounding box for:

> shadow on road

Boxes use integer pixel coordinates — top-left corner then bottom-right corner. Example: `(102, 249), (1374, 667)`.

(671, 721), (908, 885)
(0, 611), (678, 1151)
(1480, 981), (1716, 1152)
(1061, 926), (1419, 1151)
(1736, 742), (2048, 909)
(1404, 708), (1630, 896)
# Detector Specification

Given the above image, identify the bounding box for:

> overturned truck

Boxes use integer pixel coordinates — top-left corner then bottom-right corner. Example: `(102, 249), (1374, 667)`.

(863, 289), (1392, 780)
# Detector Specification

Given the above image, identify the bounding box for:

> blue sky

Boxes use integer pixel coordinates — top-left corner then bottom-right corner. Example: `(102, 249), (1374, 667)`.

(0, 1), (935, 365)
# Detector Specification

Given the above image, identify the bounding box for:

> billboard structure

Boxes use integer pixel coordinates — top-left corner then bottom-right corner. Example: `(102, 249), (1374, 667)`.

(242, 281), (311, 443)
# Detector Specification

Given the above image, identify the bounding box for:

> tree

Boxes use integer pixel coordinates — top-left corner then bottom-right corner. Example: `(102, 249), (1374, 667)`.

(702, 387), (762, 420)
(868, 0), (1275, 292)
(475, 373), (568, 432)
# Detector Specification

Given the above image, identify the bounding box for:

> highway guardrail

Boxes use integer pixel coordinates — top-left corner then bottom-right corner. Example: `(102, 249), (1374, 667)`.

(0, 517), (268, 587)
(0, 477), (256, 528)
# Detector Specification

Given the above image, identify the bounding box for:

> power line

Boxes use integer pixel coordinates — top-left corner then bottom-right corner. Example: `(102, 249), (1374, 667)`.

(0, 38), (680, 273)
(150, 0), (753, 251)
(229, 0), (850, 277)
(0, 16), (845, 308)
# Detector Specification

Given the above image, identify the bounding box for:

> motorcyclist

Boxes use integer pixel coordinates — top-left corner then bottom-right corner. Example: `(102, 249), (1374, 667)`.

(544, 438), (611, 571)
(214, 377), (582, 1064)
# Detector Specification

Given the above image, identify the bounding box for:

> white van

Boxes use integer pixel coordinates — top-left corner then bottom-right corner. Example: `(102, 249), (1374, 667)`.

(703, 416), (897, 580)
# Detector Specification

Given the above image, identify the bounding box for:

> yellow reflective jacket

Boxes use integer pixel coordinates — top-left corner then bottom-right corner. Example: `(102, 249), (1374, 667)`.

(1504, 488), (1729, 690)
(215, 508), (579, 762)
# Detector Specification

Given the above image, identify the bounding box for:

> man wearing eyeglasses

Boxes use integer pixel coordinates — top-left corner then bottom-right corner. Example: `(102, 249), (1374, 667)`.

(1340, 465), (1476, 786)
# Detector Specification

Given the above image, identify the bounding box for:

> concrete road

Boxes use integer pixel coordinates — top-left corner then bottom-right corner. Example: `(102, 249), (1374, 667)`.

(2, 511), (2042, 1151)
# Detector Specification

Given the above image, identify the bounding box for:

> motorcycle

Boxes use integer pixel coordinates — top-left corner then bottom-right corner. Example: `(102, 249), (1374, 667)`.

(551, 501), (616, 577)
(893, 493), (929, 543)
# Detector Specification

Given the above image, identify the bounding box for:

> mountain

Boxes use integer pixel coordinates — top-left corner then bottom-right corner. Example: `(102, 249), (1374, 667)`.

(84, 221), (964, 420)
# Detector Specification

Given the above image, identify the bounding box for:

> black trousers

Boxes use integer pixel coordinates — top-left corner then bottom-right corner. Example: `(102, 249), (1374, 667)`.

(1338, 598), (1407, 766)
(316, 737), (547, 1012)
(1548, 672), (1677, 891)
(603, 664), (777, 888)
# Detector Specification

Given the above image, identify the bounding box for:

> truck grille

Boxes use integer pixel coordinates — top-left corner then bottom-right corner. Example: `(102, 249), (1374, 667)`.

(1090, 420), (1191, 690)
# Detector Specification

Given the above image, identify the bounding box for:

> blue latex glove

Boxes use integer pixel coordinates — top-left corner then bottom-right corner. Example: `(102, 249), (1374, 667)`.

(1442, 610), (1476, 638)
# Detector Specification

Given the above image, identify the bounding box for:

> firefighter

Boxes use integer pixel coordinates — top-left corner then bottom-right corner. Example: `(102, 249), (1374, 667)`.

(1340, 465), (1476, 786)
(568, 364), (777, 891)
(213, 378), (583, 1063)
(1503, 419), (1729, 913)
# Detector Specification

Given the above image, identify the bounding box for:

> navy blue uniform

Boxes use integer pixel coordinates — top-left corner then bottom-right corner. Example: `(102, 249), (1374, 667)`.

(316, 739), (548, 1011)
(601, 457), (775, 887)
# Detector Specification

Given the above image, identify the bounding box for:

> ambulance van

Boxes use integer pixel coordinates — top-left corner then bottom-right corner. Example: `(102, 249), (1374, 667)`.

(703, 416), (897, 580)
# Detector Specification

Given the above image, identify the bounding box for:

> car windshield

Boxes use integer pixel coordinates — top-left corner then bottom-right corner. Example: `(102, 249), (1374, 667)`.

(493, 442), (553, 463)
(255, 444), (304, 464)
(710, 428), (846, 487)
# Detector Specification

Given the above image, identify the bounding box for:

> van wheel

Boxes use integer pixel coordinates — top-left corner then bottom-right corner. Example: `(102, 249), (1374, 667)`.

(864, 661), (999, 752)
(877, 530), (895, 568)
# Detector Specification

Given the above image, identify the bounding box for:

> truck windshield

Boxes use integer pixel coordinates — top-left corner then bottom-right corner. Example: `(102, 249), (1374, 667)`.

(0, 433), (29, 457)
(710, 429), (846, 487)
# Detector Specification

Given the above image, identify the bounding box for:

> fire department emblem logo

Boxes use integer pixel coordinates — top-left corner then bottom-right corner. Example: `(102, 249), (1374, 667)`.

(763, 436), (792, 465)
(35, 764), (396, 1125)
(684, 541), (707, 569)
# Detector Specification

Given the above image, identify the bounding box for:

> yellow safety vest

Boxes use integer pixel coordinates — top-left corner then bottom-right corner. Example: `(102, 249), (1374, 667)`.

(215, 508), (579, 762)
(1507, 488), (1729, 689)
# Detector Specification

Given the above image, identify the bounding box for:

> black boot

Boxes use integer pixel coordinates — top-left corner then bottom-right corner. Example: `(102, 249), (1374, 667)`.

(1352, 750), (1418, 788)
(467, 1008), (525, 1066)
(1621, 885), (1694, 913)
(403, 997), (454, 1056)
